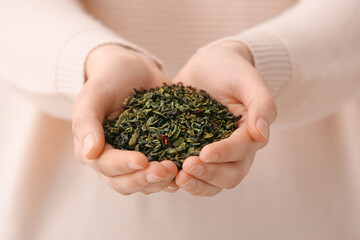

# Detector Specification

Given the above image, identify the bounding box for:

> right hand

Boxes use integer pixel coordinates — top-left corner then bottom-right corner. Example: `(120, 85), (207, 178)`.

(72, 45), (179, 195)
(172, 41), (277, 196)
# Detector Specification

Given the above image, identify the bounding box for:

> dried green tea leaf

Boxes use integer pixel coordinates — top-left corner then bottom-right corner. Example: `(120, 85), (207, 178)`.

(103, 83), (242, 170)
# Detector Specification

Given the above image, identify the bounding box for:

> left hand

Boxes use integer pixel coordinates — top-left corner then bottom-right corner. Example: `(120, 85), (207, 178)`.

(72, 45), (179, 195)
(173, 41), (277, 196)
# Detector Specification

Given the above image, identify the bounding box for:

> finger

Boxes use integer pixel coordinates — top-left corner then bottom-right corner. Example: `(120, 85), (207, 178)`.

(72, 82), (113, 159)
(74, 138), (83, 163)
(199, 126), (263, 163)
(175, 171), (222, 197)
(182, 156), (253, 189)
(163, 180), (180, 193)
(141, 173), (176, 194)
(93, 144), (149, 177)
(74, 137), (106, 174)
(141, 161), (178, 194)
(247, 96), (277, 142)
(99, 161), (168, 195)
(74, 138), (107, 173)
(159, 160), (179, 176)
(232, 68), (277, 142)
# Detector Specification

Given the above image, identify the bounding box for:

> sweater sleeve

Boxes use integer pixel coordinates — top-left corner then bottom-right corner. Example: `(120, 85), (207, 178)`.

(207, 0), (360, 129)
(0, 0), (163, 120)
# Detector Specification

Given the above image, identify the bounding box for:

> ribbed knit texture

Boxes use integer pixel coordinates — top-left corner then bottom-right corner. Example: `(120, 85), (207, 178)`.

(83, 0), (297, 79)
(236, 30), (293, 98)
(0, 0), (360, 240)
(56, 28), (163, 101)
(198, 30), (293, 98)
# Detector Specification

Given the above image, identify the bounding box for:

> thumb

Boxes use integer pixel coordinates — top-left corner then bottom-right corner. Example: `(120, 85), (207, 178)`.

(246, 97), (277, 142)
(233, 65), (277, 142)
(72, 82), (108, 159)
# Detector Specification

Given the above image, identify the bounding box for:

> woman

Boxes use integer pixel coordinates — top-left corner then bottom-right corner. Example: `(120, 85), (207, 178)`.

(0, 0), (359, 239)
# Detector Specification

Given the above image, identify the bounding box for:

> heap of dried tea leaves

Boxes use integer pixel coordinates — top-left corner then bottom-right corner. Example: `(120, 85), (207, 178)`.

(103, 83), (241, 169)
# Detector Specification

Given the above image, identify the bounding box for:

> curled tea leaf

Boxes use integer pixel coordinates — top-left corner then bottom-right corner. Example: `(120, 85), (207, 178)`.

(103, 83), (242, 169)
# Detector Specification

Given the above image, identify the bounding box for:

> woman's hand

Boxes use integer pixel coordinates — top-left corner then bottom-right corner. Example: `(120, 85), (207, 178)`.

(72, 45), (179, 195)
(173, 42), (277, 196)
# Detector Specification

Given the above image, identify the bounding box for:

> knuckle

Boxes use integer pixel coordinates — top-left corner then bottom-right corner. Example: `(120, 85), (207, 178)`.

(166, 187), (179, 193)
(263, 97), (278, 120)
(224, 178), (241, 189)
(259, 139), (269, 148)
(100, 171), (113, 178)
(203, 166), (217, 182)
(75, 155), (85, 164)
(72, 116), (85, 136)
(141, 191), (151, 195)
(189, 185), (206, 196)
(76, 158), (86, 165)
(108, 179), (132, 196)
(74, 149), (83, 163)
(196, 187), (210, 196)
(106, 177), (117, 189)
(206, 188), (223, 196)
(93, 163), (107, 176)
(137, 173), (153, 188)
(224, 166), (247, 189)
(144, 186), (163, 195)
(153, 188), (163, 193)
(141, 184), (165, 195)
(98, 160), (118, 177)
(119, 191), (132, 196)
(239, 164), (250, 178)
(189, 191), (201, 196)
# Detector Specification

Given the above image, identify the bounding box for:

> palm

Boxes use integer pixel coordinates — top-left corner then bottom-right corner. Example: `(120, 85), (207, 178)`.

(73, 45), (178, 196)
(87, 53), (170, 121)
(171, 43), (276, 196)
(173, 47), (251, 126)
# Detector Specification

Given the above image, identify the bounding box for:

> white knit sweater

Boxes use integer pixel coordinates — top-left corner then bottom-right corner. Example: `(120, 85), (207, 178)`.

(0, 0), (359, 239)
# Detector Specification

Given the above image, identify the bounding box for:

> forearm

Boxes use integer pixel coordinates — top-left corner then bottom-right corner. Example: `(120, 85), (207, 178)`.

(242, 0), (360, 128)
(205, 0), (360, 128)
(0, 0), (162, 120)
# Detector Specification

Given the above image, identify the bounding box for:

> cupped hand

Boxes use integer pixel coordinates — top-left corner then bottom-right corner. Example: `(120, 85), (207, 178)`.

(72, 45), (179, 195)
(173, 42), (277, 196)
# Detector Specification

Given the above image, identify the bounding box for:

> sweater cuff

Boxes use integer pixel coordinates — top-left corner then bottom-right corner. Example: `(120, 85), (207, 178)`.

(203, 30), (293, 98)
(56, 29), (164, 102)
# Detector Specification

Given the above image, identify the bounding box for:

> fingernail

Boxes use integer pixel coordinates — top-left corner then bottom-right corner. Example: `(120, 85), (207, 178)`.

(256, 118), (268, 140)
(167, 185), (179, 190)
(163, 174), (174, 181)
(146, 174), (163, 183)
(188, 165), (204, 176)
(181, 179), (196, 191)
(167, 185), (178, 190)
(128, 162), (144, 170)
(204, 154), (219, 163)
(83, 134), (95, 156)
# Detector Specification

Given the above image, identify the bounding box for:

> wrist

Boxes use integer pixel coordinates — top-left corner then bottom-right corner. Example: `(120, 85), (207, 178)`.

(214, 41), (254, 66)
(85, 44), (159, 81)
